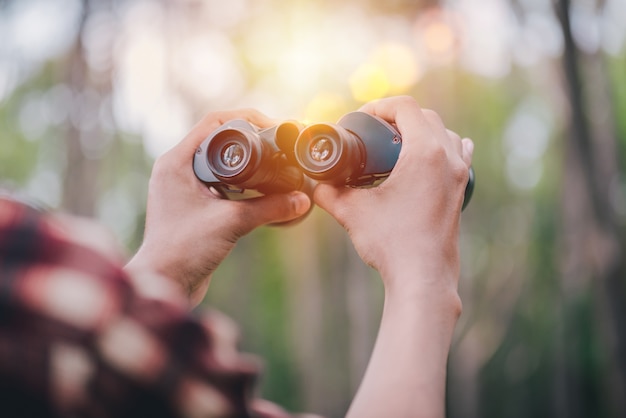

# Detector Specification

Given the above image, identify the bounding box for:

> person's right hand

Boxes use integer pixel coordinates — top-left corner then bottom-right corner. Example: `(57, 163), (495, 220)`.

(314, 96), (473, 299)
(316, 96), (473, 418)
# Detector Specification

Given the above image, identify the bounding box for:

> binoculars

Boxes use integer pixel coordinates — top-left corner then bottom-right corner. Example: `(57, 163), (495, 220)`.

(193, 111), (475, 209)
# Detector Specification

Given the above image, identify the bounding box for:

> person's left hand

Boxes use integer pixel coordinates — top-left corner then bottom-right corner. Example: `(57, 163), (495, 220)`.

(126, 109), (311, 306)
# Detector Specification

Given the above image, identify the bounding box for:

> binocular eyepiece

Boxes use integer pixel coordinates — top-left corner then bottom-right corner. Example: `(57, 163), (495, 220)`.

(193, 112), (475, 210)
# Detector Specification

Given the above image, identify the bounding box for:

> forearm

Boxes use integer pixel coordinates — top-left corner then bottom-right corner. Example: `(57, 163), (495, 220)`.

(347, 277), (461, 418)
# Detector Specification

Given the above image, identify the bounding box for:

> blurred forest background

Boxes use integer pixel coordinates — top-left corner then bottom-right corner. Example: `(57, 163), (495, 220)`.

(1, 0), (625, 416)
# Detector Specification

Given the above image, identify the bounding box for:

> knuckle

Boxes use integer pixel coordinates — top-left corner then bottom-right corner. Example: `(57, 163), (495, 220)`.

(452, 159), (470, 185)
(446, 129), (461, 142)
(151, 154), (174, 178)
(423, 109), (444, 126)
(395, 96), (421, 112)
(396, 95), (418, 106)
(422, 142), (448, 166)
(451, 294), (463, 319)
(149, 151), (184, 187)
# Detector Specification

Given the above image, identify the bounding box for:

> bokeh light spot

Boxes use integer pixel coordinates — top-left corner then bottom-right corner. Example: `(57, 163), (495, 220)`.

(304, 92), (349, 123)
(414, 7), (460, 66)
(424, 21), (455, 55)
(370, 43), (421, 94)
(349, 63), (389, 103)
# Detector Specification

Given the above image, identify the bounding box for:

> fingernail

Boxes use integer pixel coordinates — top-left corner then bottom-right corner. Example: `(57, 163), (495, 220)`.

(290, 192), (311, 215)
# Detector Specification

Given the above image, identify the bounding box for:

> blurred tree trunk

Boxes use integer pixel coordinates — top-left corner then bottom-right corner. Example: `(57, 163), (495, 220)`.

(62, 1), (98, 216)
(554, 0), (626, 417)
(62, 0), (115, 217)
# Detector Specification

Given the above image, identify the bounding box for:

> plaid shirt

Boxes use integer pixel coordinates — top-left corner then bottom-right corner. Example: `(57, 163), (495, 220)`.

(0, 198), (289, 418)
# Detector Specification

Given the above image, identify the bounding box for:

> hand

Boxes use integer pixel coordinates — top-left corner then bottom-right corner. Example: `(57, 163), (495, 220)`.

(314, 96), (473, 299)
(126, 109), (311, 307)
(315, 96), (474, 418)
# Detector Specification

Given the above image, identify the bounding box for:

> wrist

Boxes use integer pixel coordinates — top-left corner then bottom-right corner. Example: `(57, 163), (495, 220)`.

(125, 247), (161, 280)
(125, 247), (207, 307)
(123, 266), (190, 308)
(382, 269), (463, 325)
(347, 266), (461, 418)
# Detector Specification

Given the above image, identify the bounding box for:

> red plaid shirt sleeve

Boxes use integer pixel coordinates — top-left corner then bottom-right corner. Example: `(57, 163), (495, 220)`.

(0, 198), (286, 418)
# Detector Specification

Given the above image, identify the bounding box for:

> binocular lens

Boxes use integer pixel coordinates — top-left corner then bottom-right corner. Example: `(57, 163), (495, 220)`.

(309, 137), (334, 163)
(294, 125), (362, 182)
(207, 129), (257, 180)
(221, 143), (245, 168)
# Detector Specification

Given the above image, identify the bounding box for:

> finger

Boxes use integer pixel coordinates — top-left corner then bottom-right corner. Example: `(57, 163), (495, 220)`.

(234, 191), (311, 233)
(359, 96), (423, 128)
(446, 128), (464, 158)
(422, 109), (460, 157)
(359, 96), (437, 152)
(461, 138), (474, 167)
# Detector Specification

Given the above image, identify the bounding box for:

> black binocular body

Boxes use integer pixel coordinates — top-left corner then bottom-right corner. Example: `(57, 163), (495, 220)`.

(193, 119), (312, 200)
(193, 112), (475, 209)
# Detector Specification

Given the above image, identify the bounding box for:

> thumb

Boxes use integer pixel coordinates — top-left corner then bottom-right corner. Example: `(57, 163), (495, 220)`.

(236, 191), (311, 232)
